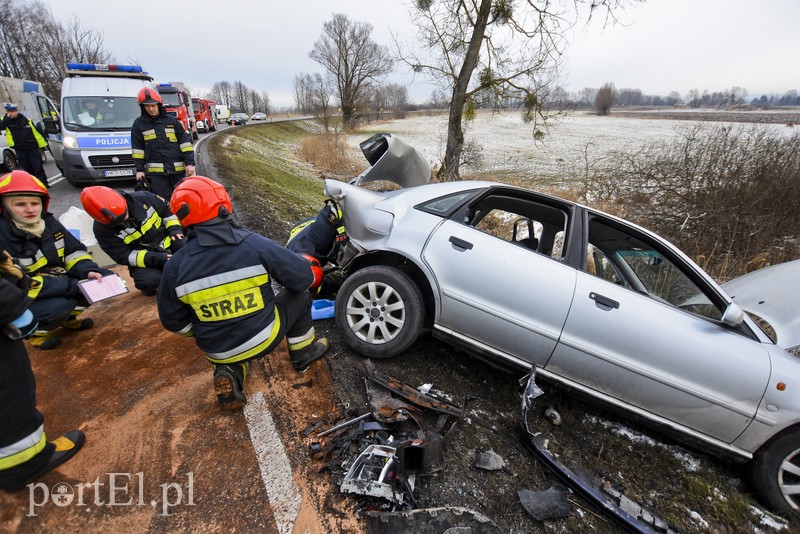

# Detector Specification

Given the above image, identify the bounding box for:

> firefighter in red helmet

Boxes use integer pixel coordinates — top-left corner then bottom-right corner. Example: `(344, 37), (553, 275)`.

(157, 176), (329, 410)
(131, 87), (195, 199)
(80, 186), (185, 296)
(0, 170), (111, 349)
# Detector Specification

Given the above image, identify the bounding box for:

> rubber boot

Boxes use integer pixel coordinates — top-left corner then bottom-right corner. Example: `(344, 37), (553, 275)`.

(62, 307), (93, 331)
(289, 338), (329, 373)
(6, 430), (85, 491)
(30, 330), (61, 350)
(213, 362), (249, 411)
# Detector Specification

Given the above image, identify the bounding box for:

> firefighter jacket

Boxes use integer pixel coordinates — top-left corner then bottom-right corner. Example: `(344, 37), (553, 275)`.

(0, 213), (101, 301)
(158, 220), (313, 364)
(93, 190), (183, 269)
(286, 202), (346, 263)
(0, 248), (32, 327)
(0, 113), (47, 150)
(131, 107), (194, 176)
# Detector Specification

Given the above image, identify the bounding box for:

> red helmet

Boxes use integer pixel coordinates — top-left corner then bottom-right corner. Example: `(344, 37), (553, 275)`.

(137, 87), (162, 105)
(0, 170), (50, 212)
(170, 176), (232, 227)
(80, 186), (128, 225)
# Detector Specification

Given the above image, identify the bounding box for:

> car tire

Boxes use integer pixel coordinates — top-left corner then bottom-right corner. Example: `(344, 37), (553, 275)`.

(748, 428), (800, 515)
(2, 149), (15, 172)
(335, 265), (424, 359)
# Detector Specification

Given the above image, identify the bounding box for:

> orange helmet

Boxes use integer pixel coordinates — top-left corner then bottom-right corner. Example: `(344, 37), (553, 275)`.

(0, 170), (50, 212)
(80, 186), (128, 225)
(170, 176), (232, 227)
(137, 87), (162, 105)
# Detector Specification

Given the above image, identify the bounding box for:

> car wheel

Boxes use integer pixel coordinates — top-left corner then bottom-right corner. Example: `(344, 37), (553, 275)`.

(335, 265), (424, 358)
(748, 428), (800, 514)
(2, 149), (15, 172)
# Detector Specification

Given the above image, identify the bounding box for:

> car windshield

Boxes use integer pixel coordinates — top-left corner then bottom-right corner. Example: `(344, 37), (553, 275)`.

(161, 92), (182, 107)
(62, 96), (141, 131)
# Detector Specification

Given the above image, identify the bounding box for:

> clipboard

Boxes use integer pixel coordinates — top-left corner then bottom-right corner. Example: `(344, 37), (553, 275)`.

(77, 273), (129, 304)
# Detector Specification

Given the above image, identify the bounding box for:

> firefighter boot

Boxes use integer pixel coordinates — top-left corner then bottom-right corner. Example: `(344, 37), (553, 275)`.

(213, 362), (248, 411)
(290, 338), (329, 373)
(7, 430), (86, 491)
(30, 330), (61, 350)
(62, 308), (94, 331)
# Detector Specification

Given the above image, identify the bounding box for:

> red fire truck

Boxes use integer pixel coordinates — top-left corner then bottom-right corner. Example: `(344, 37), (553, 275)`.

(192, 97), (218, 133)
(157, 82), (197, 140)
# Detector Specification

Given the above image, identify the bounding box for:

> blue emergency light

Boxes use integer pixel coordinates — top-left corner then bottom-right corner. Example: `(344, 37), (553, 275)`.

(66, 63), (144, 73)
(158, 83), (174, 87)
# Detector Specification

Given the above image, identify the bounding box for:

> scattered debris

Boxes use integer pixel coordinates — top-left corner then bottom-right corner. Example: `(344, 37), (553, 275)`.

(365, 376), (415, 423)
(340, 444), (415, 507)
(364, 506), (503, 533)
(519, 371), (683, 533)
(544, 407), (562, 426)
(474, 449), (506, 471)
(417, 383), (433, 395)
(317, 412), (371, 438)
(395, 431), (445, 474)
(518, 487), (572, 521)
(363, 361), (464, 418)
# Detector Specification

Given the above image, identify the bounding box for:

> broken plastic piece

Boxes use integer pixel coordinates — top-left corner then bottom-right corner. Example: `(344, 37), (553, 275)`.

(340, 444), (415, 505)
(518, 487), (571, 521)
(364, 506), (503, 533)
(474, 449), (506, 471)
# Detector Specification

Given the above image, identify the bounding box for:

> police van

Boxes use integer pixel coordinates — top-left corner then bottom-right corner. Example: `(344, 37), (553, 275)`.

(0, 76), (61, 172)
(51, 64), (154, 187)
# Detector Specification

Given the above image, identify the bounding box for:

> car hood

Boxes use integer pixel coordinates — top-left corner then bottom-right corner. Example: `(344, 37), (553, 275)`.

(721, 259), (800, 351)
(351, 133), (431, 188)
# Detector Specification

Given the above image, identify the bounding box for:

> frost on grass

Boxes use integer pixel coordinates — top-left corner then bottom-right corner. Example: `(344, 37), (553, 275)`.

(750, 505), (789, 531)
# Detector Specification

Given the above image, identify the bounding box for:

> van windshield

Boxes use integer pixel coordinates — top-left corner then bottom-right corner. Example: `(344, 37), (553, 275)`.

(62, 97), (141, 131)
(161, 92), (182, 107)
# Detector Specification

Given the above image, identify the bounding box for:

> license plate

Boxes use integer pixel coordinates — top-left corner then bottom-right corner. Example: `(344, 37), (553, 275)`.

(103, 169), (135, 177)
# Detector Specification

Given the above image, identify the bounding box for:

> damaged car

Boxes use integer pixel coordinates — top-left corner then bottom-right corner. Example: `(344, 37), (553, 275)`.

(325, 133), (800, 515)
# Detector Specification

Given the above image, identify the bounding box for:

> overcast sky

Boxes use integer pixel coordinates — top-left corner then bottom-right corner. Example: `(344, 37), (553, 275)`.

(43, 0), (799, 108)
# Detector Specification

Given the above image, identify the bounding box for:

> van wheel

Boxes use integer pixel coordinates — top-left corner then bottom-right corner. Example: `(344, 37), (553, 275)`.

(335, 265), (424, 359)
(2, 150), (15, 172)
(748, 428), (800, 515)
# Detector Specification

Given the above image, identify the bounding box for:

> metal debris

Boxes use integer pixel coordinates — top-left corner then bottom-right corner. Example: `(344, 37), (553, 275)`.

(318, 413), (371, 438)
(518, 487), (571, 521)
(340, 444), (415, 506)
(544, 407), (562, 426)
(363, 361), (464, 418)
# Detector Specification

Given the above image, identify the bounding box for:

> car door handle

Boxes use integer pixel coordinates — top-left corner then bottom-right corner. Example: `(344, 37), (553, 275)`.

(449, 236), (473, 250)
(589, 292), (619, 309)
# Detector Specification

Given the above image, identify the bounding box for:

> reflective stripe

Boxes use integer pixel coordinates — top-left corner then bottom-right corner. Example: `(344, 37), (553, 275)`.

(287, 327), (315, 351)
(18, 249), (46, 271)
(179, 143), (193, 152)
(163, 215), (180, 229)
(205, 312), (281, 363)
(0, 425), (46, 470)
(175, 265), (268, 298)
(140, 206), (161, 235)
(173, 162), (185, 171)
(132, 148), (145, 156)
(27, 275), (44, 298)
(142, 129), (156, 141)
(177, 323), (194, 336)
(65, 251), (91, 271)
(135, 250), (147, 268)
(146, 163), (165, 173)
(119, 226), (142, 244)
(162, 236), (172, 250)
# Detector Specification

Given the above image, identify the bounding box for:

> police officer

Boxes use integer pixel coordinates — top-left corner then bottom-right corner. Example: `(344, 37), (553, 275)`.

(0, 103), (49, 187)
(80, 186), (184, 296)
(157, 176), (329, 411)
(131, 87), (195, 199)
(0, 247), (85, 491)
(0, 170), (110, 350)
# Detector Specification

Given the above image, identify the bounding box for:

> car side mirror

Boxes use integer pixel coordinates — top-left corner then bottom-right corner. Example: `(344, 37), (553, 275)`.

(721, 301), (745, 327)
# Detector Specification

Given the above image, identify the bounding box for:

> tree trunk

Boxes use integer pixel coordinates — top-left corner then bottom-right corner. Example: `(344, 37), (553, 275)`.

(440, 0), (493, 181)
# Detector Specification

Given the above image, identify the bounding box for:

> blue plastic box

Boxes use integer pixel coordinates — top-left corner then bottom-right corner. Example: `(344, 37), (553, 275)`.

(311, 299), (335, 320)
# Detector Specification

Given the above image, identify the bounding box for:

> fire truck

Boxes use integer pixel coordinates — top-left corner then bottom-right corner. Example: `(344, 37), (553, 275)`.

(192, 97), (218, 133)
(156, 82), (197, 140)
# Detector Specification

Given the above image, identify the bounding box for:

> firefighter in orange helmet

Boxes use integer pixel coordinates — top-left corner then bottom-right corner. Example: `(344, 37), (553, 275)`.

(131, 87), (195, 199)
(157, 176), (329, 410)
(80, 186), (184, 296)
(0, 170), (110, 350)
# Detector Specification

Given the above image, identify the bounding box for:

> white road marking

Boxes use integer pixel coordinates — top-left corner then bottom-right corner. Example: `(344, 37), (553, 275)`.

(243, 391), (302, 534)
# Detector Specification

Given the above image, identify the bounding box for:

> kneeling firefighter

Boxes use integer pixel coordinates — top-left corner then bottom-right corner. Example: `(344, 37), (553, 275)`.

(157, 176), (329, 410)
(286, 198), (346, 296)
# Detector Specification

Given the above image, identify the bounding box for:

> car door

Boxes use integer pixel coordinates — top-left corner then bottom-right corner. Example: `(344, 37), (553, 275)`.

(421, 190), (577, 367)
(545, 215), (771, 443)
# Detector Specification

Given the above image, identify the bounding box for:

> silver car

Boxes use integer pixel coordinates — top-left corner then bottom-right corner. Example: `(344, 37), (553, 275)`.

(326, 133), (800, 515)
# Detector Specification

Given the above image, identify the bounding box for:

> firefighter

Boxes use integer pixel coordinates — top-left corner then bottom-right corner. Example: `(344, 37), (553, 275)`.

(157, 176), (329, 411)
(286, 198), (346, 297)
(0, 247), (85, 492)
(131, 87), (195, 199)
(80, 186), (185, 296)
(0, 170), (110, 350)
(0, 103), (49, 187)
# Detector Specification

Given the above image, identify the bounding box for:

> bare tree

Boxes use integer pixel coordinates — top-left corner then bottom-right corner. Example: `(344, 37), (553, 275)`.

(400, 0), (638, 180)
(309, 13), (393, 129)
(594, 82), (615, 115)
(260, 90), (271, 115)
(231, 80), (249, 113)
(210, 80), (233, 108)
(0, 0), (113, 98)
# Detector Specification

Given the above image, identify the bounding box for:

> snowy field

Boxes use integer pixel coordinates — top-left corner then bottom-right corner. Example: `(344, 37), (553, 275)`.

(349, 110), (793, 185)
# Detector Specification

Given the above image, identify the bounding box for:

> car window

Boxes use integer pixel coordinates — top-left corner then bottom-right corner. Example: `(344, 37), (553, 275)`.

(463, 193), (569, 260)
(417, 190), (479, 216)
(587, 217), (724, 321)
